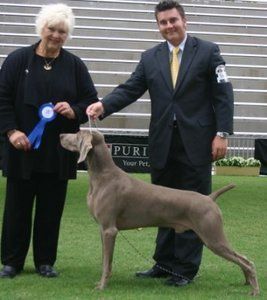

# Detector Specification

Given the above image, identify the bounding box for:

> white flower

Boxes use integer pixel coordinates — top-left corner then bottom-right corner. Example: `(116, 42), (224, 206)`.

(214, 157), (261, 167)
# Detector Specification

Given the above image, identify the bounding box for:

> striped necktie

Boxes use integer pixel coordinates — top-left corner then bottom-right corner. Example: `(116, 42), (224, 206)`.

(171, 47), (180, 88)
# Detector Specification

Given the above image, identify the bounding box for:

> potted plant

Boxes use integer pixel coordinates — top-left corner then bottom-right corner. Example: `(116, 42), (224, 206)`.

(214, 156), (261, 176)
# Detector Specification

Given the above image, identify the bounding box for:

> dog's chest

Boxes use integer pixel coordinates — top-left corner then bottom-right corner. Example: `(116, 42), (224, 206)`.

(87, 194), (96, 217)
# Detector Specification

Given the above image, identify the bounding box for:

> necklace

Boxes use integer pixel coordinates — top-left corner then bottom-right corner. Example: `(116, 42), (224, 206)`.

(43, 57), (57, 71)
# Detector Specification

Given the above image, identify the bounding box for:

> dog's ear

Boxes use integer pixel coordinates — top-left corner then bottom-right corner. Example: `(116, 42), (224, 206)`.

(77, 132), (93, 163)
(60, 133), (80, 152)
(60, 131), (93, 163)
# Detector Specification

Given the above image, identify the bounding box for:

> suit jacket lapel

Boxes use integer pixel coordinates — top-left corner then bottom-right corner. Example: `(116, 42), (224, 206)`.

(175, 35), (198, 93)
(156, 42), (173, 92)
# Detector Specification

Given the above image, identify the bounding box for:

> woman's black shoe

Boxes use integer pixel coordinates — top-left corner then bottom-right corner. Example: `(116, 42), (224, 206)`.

(0, 265), (19, 278)
(36, 265), (58, 278)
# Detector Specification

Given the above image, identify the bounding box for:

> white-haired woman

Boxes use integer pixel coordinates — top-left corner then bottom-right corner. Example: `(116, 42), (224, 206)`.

(0, 3), (98, 278)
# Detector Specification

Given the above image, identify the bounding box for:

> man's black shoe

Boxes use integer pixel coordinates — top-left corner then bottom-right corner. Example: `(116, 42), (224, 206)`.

(0, 265), (20, 278)
(36, 265), (58, 278)
(165, 276), (191, 287)
(136, 266), (170, 278)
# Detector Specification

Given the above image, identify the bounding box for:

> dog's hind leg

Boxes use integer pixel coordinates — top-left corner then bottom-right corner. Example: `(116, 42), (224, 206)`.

(96, 225), (118, 290)
(196, 212), (259, 296)
(205, 238), (259, 296)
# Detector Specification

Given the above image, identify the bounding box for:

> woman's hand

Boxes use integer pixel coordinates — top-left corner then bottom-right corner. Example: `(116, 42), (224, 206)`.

(54, 101), (75, 119)
(8, 130), (31, 151)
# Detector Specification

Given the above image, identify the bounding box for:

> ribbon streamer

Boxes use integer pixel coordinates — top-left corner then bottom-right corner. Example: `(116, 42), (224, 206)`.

(28, 102), (57, 149)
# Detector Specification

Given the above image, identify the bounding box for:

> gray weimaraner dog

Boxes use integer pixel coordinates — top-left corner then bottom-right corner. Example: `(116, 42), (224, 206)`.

(60, 130), (259, 296)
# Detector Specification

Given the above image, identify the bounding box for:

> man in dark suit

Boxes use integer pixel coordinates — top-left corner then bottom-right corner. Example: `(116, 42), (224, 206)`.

(87, 0), (234, 287)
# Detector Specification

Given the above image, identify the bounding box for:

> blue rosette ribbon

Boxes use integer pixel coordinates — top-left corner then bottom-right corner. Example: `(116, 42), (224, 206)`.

(28, 102), (57, 149)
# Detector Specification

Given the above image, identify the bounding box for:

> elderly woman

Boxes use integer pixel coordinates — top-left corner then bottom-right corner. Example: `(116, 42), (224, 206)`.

(0, 4), (98, 278)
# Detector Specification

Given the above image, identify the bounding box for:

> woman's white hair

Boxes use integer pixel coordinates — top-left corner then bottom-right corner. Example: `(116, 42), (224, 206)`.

(35, 3), (75, 38)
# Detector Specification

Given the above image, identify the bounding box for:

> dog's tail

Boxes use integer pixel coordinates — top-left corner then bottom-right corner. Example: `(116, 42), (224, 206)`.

(209, 184), (236, 202)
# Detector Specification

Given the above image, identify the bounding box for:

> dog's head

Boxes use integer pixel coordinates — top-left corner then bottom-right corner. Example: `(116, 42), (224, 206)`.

(60, 131), (93, 163)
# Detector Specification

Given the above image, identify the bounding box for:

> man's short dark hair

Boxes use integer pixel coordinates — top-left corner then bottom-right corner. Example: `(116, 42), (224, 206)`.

(155, 0), (185, 20)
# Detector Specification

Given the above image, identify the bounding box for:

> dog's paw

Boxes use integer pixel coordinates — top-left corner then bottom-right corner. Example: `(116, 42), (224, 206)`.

(95, 281), (106, 291)
(250, 289), (260, 297)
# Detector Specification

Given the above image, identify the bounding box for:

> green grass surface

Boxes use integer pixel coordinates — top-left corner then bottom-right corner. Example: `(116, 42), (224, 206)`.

(0, 173), (266, 299)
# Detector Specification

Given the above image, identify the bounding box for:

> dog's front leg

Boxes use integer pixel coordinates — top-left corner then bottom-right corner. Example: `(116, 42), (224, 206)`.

(96, 225), (118, 290)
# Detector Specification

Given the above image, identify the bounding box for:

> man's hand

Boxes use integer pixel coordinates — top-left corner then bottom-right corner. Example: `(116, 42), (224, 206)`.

(86, 102), (104, 120)
(212, 135), (228, 161)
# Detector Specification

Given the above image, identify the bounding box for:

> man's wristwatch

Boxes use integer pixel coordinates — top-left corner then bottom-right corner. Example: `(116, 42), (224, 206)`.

(216, 131), (229, 139)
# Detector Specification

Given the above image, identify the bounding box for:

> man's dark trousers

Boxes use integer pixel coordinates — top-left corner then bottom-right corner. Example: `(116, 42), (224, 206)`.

(151, 125), (212, 280)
